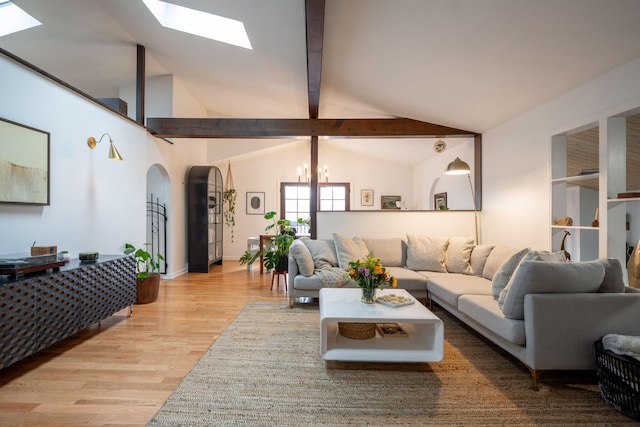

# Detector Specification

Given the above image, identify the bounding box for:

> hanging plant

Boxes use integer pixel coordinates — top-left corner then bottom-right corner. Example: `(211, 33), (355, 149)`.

(223, 162), (237, 242)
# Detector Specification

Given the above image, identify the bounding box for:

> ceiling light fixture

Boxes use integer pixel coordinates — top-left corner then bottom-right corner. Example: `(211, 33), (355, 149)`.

(87, 133), (123, 160)
(141, 0), (252, 49)
(296, 164), (329, 183)
(445, 157), (478, 243)
(0, 1), (41, 37)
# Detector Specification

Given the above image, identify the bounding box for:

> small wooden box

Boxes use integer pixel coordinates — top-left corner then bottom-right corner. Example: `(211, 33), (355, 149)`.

(31, 246), (57, 256)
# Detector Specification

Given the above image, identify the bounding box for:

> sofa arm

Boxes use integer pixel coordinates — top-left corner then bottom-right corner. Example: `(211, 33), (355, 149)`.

(288, 253), (299, 287)
(523, 292), (640, 370)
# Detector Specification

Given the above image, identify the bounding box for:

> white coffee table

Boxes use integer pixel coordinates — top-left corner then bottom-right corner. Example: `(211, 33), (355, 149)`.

(319, 288), (444, 362)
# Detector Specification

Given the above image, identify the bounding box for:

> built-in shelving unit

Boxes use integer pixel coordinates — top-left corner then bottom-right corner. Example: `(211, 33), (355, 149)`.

(551, 110), (640, 277)
(551, 125), (600, 262)
(550, 173), (599, 184)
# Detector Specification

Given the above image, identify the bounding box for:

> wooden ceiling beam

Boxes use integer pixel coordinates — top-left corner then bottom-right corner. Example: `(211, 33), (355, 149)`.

(146, 117), (477, 138)
(305, 0), (325, 119)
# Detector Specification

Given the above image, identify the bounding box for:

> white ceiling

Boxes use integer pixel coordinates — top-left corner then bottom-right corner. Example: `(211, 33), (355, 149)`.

(4, 0), (640, 134)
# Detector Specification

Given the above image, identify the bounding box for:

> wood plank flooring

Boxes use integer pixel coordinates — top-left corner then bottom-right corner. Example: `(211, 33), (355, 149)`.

(0, 263), (289, 426)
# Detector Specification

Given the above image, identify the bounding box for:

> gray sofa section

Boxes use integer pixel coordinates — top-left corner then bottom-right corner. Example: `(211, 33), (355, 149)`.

(287, 235), (640, 389)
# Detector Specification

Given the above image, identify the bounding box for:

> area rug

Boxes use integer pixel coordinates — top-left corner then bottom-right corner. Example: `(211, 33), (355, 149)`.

(147, 302), (634, 426)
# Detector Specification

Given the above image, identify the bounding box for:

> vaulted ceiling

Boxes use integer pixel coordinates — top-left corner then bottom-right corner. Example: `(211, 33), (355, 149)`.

(4, 0), (640, 134)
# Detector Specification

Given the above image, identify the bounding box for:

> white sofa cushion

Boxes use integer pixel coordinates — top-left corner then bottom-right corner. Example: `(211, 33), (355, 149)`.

(385, 267), (428, 291)
(333, 234), (370, 270)
(362, 238), (406, 267)
(470, 245), (494, 277)
(499, 260), (605, 320)
(491, 248), (530, 299)
(445, 236), (475, 274)
(458, 295), (526, 345)
(483, 246), (522, 280)
(425, 272), (492, 308)
(406, 234), (449, 272)
(289, 239), (314, 277)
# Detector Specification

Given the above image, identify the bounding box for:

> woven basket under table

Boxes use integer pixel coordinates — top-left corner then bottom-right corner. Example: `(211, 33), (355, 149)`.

(594, 339), (640, 421)
(338, 322), (376, 340)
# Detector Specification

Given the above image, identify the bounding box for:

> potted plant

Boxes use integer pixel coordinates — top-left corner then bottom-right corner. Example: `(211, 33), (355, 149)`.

(124, 243), (165, 304)
(238, 211), (309, 272)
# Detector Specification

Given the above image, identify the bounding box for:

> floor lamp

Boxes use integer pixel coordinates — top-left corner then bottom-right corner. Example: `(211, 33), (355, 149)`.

(445, 157), (479, 244)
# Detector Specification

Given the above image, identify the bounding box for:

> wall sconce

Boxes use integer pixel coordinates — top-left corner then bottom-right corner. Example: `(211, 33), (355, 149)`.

(87, 133), (123, 160)
(445, 157), (478, 243)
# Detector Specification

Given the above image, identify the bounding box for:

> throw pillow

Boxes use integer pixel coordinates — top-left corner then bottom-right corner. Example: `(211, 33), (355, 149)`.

(405, 234), (449, 272)
(303, 239), (338, 270)
(496, 249), (567, 302)
(598, 258), (625, 293)
(333, 233), (370, 270)
(499, 260), (605, 320)
(362, 238), (406, 267)
(470, 245), (495, 277)
(483, 246), (522, 280)
(445, 236), (475, 274)
(491, 248), (530, 300)
(535, 251), (568, 262)
(288, 239), (314, 277)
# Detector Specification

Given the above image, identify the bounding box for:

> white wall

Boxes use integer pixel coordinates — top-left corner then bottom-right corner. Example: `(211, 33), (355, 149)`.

(319, 142), (413, 210)
(0, 55), (206, 279)
(413, 139), (475, 210)
(482, 57), (640, 252)
(145, 75), (208, 277)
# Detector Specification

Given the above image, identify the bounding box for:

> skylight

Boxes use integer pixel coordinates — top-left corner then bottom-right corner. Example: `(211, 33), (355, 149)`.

(141, 0), (252, 49)
(0, 1), (41, 37)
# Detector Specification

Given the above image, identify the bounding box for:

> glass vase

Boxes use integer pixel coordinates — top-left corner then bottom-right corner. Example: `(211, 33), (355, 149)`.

(361, 287), (377, 304)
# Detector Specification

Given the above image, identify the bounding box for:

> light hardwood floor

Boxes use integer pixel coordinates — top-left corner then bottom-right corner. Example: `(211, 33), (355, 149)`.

(0, 263), (290, 426)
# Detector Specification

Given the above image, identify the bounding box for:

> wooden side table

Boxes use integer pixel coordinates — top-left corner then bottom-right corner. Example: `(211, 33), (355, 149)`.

(271, 271), (287, 290)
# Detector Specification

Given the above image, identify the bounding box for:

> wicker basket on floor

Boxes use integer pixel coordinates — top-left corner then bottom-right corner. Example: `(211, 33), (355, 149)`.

(594, 339), (640, 421)
(338, 322), (376, 340)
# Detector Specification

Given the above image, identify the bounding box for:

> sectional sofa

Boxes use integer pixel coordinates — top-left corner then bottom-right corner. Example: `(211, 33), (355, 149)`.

(287, 234), (640, 389)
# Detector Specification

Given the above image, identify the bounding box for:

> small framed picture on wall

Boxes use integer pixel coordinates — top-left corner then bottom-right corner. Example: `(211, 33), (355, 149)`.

(361, 189), (374, 206)
(381, 195), (401, 210)
(434, 192), (448, 210)
(246, 192), (265, 215)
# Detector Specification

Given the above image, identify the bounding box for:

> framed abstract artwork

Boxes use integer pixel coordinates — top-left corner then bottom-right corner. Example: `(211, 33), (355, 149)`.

(0, 117), (50, 205)
(246, 192), (265, 215)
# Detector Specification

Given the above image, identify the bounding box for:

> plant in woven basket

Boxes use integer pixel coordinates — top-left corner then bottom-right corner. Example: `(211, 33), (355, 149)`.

(345, 253), (397, 303)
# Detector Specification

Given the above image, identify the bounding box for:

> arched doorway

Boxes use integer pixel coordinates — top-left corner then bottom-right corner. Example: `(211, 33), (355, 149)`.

(147, 164), (170, 275)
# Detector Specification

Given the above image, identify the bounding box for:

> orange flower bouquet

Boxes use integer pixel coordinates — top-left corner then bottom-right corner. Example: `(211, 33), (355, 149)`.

(345, 253), (397, 303)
